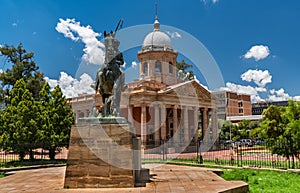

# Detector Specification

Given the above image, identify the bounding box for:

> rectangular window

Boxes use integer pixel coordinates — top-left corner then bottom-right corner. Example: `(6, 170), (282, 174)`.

(169, 64), (173, 74)
(155, 61), (161, 73)
(143, 62), (148, 75)
(148, 127), (154, 141)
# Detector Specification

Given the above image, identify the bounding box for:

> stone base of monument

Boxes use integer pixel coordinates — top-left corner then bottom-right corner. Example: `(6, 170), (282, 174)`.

(64, 121), (148, 188)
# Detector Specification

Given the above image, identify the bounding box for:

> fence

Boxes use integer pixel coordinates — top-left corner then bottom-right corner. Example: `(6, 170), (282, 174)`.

(0, 146), (68, 167)
(1, 141), (299, 170)
(142, 141), (300, 169)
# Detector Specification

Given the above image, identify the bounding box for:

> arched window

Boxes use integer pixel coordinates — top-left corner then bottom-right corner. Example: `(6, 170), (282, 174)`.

(155, 60), (161, 73)
(143, 62), (148, 75)
(169, 61), (173, 74)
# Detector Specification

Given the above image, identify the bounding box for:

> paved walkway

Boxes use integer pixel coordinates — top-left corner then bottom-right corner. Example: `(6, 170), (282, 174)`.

(0, 164), (248, 193)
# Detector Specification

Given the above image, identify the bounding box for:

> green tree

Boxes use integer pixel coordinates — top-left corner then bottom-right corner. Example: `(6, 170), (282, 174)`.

(219, 120), (233, 141)
(0, 44), (45, 100)
(176, 60), (195, 80)
(255, 101), (300, 167)
(0, 79), (41, 160)
(39, 83), (74, 160)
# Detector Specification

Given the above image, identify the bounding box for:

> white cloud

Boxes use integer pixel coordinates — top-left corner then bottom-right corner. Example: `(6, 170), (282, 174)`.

(131, 61), (137, 68)
(221, 82), (266, 103)
(45, 72), (94, 98)
(244, 45), (270, 61)
(201, 0), (219, 4)
(55, 18), (105, 65)
(166, 31), (182, 38)
(0, 69), (3, 73)
(241, 69), (272, 88)
(12, 22), (17, 27)
(293, 96), (300, 101)
(268, 88), (291, 102)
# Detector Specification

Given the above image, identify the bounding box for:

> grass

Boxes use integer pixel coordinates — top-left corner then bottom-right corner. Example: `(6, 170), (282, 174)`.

(221, 168), (300, 193)
(0, 159), (66, 168)
(0, 174), (4, 178)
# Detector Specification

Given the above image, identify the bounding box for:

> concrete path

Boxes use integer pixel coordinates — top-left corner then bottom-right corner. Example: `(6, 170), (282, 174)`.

(0, 164), (248, 193)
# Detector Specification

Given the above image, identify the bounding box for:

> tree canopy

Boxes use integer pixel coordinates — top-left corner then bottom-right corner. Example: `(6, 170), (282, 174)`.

(0, 43), (45, 100)
(0, 44), (74, 160)
(252, 101), (300, 166)
(176, 60), (195, 80)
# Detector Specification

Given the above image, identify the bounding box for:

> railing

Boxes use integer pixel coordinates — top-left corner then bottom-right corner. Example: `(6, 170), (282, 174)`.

(142, 141), (300, 169)
(0, 146), (68, 168)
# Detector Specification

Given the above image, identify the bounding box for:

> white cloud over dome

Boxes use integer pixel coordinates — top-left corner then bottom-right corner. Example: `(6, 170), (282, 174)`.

(165, 31), (182, 39)
(241, 69), (272, 88)
(55, 18), (105, 65)
(45, 72), (94, 98)
(244, 45), (270, 61)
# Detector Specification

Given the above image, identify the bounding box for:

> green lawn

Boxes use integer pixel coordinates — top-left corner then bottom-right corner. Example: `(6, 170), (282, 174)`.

(0, 159), (66, 168)
(221, 168), (300, 193)
(0, 174), (4, 179)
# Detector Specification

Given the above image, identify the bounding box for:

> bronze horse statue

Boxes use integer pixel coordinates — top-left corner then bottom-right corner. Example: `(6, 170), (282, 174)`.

(95, 20), (125, 117)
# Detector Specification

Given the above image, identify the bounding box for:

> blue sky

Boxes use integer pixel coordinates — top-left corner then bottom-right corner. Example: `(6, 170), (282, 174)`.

(1, 0), (300, 102)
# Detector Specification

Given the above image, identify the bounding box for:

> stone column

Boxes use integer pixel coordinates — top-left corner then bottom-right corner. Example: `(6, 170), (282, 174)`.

(173, 106), (178, 143)
(193, 107), (199, 143)
(154, 104), (160, 146)
(141, 105), (147, 146)
(183, 106), (189, 143)
(212, 108), (218, 142)
(202, 108), (208, 140)
(127, 105), (133, 122)
(160, 105), (167, 140)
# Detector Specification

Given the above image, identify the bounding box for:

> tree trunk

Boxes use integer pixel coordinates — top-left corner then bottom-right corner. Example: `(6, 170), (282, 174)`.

(49, 147), (56, 160)
(29, 149), (34, 161)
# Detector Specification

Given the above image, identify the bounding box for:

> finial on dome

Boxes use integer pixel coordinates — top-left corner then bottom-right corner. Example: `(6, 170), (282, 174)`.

(154, 1), (160, 31)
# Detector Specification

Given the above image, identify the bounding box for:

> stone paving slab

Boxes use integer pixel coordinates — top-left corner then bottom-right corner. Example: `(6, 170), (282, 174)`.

(0, 164), (248, 193)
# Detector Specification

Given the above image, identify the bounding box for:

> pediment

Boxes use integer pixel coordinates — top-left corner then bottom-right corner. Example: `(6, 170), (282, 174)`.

(159, 80), (213, 100)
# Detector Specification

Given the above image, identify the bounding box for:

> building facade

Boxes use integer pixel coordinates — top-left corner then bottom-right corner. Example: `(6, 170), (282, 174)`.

(120, 17), (218, 150)
(252, 101), (288, 115)
(68, 17), (219, 151)
(213, 91), (252, 120)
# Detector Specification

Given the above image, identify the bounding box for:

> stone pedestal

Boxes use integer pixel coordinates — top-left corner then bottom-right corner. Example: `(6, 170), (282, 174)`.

(64, 123), (137, 188)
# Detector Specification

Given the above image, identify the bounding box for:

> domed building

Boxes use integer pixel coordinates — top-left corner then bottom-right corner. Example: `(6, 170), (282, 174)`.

(121, 16), (218, 151)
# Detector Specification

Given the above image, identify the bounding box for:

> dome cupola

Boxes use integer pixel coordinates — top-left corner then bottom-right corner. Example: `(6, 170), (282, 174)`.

(142, 16), (173, 52)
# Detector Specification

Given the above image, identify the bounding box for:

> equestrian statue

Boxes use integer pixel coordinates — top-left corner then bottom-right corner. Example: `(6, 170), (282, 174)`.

(95, 19), (125, 117)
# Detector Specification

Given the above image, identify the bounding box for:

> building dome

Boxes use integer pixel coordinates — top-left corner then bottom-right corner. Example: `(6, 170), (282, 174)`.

(142, 17), (173, 52)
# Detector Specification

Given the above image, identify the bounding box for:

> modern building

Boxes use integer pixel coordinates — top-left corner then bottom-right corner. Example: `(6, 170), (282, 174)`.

(252, 101), (288, 115)
(213, 90), (252, 120)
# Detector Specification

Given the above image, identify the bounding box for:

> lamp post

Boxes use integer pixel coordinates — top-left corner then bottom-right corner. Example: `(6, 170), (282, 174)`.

(197, 139), (203, 164)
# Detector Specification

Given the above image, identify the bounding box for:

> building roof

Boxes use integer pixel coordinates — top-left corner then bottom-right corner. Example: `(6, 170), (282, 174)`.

(226, 115), (263, 122)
